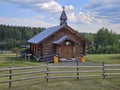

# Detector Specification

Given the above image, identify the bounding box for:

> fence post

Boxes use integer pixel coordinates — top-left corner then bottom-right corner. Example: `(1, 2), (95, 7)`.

(9, 67), (12, 88)
(102, 62), (105, 79)
(46, 63), (49, 82)
(76, 59), (79, 80)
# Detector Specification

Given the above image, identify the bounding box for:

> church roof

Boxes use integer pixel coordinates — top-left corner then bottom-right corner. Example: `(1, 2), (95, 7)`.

(28, 24), (66, 44)
(53, 35), (69, 44)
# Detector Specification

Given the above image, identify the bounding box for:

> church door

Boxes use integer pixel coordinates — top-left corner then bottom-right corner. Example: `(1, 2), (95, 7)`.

(60, 45), (73, 58)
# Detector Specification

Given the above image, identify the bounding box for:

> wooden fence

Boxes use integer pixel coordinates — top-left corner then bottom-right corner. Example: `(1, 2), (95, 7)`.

(0, 65), (46, 88)
(0, 62), (120, 88)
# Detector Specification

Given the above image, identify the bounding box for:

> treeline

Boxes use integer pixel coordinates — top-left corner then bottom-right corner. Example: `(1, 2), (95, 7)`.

(0, 24), (45, 50)
(83, 28), (120, 54)
(0, 24), (120, 54)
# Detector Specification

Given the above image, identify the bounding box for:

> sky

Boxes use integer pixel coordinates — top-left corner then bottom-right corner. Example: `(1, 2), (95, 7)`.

(0, 0), (120, 34)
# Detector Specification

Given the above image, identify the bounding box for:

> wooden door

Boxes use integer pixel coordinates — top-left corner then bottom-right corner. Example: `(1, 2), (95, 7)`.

(60, 45), (73, 58)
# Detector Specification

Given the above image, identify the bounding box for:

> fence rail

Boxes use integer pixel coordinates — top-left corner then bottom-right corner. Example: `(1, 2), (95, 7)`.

(0, 62), (120, 88)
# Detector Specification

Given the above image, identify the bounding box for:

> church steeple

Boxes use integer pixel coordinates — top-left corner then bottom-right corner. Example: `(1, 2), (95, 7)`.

(60, 6), (67, 25)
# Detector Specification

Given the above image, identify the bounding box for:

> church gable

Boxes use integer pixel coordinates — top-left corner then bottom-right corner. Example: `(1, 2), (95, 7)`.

(42, 25), (86, 45)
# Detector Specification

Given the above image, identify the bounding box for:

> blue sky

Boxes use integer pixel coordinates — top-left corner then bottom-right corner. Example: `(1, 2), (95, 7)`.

(0, 0), (120, 34)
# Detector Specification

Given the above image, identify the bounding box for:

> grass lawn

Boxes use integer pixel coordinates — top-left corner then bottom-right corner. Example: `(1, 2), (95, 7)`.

(86, 54), (120, 64)
(0, 53), (120, 90)
(0, 77), (120, 90)
(0, 54), (45, 67)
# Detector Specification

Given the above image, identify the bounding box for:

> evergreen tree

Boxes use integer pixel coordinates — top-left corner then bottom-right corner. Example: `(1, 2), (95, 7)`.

(0, 24), (44, 50)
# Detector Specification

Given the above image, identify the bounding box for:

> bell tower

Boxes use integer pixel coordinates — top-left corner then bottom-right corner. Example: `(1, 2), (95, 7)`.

(60, 6), (67, 25)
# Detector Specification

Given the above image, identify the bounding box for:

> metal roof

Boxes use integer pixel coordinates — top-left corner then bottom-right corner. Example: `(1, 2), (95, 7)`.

(53, 35), (69, 44)
(28, 24), (65, 44)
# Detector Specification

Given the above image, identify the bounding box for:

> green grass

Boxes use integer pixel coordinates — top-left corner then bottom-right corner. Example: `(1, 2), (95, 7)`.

(86, 54), (120, 64)
(0, 54), (44, 67)
(0, 54), (120, 90)
(0, 78), (120, 90)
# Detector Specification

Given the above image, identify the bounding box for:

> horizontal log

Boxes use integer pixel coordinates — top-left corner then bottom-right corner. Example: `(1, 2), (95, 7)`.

(47, 66), (102, 68)
(0, 70), (46, 77)
(104, 73), (120, 76)
(47, 75), (101, 79)
(105, 69), (120, 71)
(105, 64), (120, 67)
(0, 76), (46, 83)
(0, 66), (45, 71)
(47, 70), (102, 74)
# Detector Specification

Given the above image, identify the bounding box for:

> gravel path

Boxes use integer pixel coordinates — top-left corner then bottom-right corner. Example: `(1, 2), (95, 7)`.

(51, 60), (102, 66)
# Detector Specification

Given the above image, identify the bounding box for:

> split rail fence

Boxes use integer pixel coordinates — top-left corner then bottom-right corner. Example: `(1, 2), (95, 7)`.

(0, 62), (120, 88)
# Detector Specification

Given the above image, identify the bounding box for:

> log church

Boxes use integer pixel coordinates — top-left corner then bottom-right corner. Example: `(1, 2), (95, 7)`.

(28, 7), (87, 61)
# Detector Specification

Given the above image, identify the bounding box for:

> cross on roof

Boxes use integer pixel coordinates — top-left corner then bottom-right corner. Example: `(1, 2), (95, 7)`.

(63, 6), (65, 10)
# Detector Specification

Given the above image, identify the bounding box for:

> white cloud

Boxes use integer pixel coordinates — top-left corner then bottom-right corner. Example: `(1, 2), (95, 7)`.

(33, 0), (61, 13)
(0, 16), (55, 28)
(64, 5), (94, 24)
(83, 0), (120, 24)
(70, 23), (120, 34)
(67, 12), (77, 22)
(2, 0), (92, 24)
(66, 5), (75, 12)
(77, 12), (93, 24)
(2, 0), (62, 13)
(1, 0), (94, 25)
(67, 11), (95, 24)
(0, 14), (120, 34)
